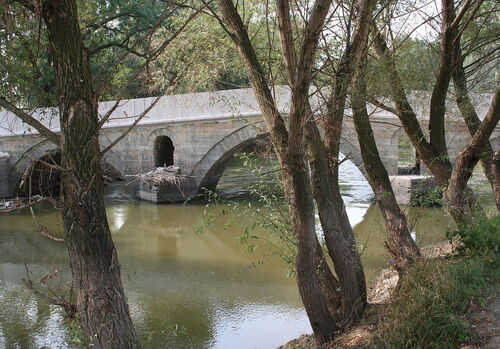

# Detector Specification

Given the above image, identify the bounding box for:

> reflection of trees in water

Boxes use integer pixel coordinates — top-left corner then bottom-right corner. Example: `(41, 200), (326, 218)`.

(0, 285), (74, 348)
(0, 214), (66, 265)
(109, 201), (274, 265)
(132, 293), (216, 349)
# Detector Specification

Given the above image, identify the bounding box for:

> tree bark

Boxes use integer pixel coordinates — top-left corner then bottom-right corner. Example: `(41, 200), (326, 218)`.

(216, 0), (340, 343)
(41, 1), (138, 348)
(312, 0), (378, 318)
(371, 27), (453, 186)
(428, 0), (457, 157)
(277, 0), (367, 326)
(452, 41), (500, 211)
(444, 86), (500, 226)
(351, 59), (420, 267)
(305, 119), (367, 324)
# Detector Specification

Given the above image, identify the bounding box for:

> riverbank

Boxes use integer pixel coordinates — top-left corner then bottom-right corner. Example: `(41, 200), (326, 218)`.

(279, 216), (499, 349)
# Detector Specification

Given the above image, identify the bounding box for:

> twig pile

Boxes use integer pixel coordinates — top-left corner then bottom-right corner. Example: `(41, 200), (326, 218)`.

(127, 166), (185, 187)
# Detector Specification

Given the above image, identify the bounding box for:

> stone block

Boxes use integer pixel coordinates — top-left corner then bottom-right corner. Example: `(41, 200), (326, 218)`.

(0, 152), (11, 198)
(138, 176), (197, 203)
(390, 175), (438, 205)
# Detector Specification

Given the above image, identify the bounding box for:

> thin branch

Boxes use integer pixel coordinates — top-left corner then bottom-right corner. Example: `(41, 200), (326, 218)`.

(100, 96), (161, 156)
(97, 100), (124, 129)
(451, 0), (481, 31)
(367, 97), (398, 115)
(30, 207), (64, 242)
(0, 97), (60, 146)
(0, 197), (52, 214)
(23, 265), (75, 317)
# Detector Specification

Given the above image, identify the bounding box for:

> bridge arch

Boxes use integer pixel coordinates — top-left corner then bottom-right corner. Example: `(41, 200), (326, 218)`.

(191, 124), (265, 192)
(338, 136), (368, 180)
(191, 124), (368, 193)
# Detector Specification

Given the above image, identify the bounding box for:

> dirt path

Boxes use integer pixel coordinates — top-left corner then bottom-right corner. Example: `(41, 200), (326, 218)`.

(468, 295), (500, 349)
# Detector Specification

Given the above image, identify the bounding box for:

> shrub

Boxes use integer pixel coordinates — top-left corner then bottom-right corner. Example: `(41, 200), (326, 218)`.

(409, 186), (443, 207)
(446, 215), (500, 256)
(375, 253), (499, 349)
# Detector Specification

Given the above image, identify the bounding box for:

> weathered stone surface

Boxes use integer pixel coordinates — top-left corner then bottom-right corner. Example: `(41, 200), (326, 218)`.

(1, 88), (498, 201)
(137, 176), (197, 203)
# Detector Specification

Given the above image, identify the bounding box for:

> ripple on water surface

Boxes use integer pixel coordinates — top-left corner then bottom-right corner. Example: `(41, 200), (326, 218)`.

(1, 155), (489, 348)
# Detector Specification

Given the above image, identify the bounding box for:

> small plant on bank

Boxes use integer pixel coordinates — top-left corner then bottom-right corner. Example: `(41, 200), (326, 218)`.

(409, 186), (443, 207)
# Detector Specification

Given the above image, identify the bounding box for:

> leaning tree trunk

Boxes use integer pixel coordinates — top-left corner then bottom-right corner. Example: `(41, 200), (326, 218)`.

(41, 1), (138, 348)
(351, 61), (420, 267)
(444, 86), (500, 227)
(305, 119), (367, 325)
(370, 26), (453, 186)
(452, 41), (500, 211)
(216, 0), (340, 343)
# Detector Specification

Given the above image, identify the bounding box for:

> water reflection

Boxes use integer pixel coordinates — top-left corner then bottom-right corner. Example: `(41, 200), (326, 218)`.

(0, 157), (493, 348)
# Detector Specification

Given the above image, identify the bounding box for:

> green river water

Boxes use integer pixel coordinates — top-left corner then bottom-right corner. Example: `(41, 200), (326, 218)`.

(0, 157), (494, 349)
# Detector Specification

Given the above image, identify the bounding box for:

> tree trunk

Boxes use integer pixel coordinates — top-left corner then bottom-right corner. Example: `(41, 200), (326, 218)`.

(305, 119), (367, 325)
(287, 148), (340, 343)
(428, 0), (457, 158)
(41, 1), (138, 348)
(351, 61), (420, 267)
(310, 0), (378, 321)
(216, 0), (340, 343)
(493, 151), (500, 209)
(444, 86), (500, 227)
(452, 41), (500, 211)
(276, 0), (367, 328)
(371, 27), (453, 186)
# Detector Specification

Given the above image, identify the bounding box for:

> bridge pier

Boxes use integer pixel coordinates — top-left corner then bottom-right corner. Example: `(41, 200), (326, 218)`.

(0, 152), (10, 198)
(137, 177), (198, 203)
(390, 175), (439, 205)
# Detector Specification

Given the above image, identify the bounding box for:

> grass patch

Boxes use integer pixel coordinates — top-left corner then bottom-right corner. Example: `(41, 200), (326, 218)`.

(446, 215), (500, 256)
(375, 216), (499, 349)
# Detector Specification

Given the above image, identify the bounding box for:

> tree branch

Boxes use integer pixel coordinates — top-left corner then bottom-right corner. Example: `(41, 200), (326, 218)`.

(100, 96), (161, 156)
(0, 97), (60, 146)
(367, 97), (398, 115)
(1, 197), (52, 214)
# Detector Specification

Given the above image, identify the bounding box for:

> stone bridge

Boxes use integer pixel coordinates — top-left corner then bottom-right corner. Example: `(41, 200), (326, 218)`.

(0, 87), (498, 202)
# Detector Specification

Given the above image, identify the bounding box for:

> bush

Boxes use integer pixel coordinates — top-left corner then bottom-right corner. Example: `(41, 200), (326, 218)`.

(375, 250), (499, 348)
(409, 186), (443, 207)
(446, 215), (500, 256)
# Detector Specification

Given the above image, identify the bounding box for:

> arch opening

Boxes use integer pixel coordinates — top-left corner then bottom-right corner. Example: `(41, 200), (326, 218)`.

(154, 136), (175, 168)
(198, 136), (270, 193)
(192, 126), (372, 199)
(212, 138), (276, 196)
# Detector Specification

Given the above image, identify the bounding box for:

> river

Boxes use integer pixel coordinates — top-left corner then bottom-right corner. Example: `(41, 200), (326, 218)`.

(0, 156), (493, 349)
